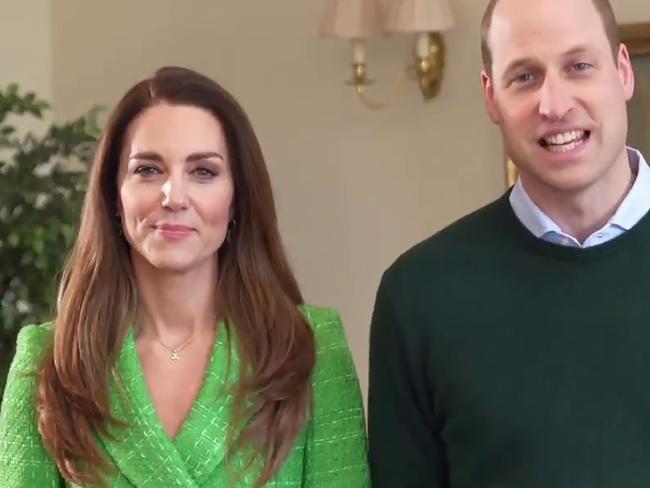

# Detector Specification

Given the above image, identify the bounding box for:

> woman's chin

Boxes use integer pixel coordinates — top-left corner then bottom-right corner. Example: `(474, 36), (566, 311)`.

(138, 252), (211, 274)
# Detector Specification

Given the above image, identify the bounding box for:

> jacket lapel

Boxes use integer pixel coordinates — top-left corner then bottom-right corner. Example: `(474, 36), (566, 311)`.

(172, 326), (239, 486)
(100, 330), (199, 487)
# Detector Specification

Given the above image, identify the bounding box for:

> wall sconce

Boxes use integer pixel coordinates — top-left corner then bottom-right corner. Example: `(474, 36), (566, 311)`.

(319, 0), (455, 109)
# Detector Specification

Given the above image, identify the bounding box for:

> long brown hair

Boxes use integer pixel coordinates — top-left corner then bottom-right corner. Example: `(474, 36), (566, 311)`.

(37, 67), (315, 486)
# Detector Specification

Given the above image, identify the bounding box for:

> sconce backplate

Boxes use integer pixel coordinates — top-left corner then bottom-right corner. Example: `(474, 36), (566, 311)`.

(417, 32), (445, 100)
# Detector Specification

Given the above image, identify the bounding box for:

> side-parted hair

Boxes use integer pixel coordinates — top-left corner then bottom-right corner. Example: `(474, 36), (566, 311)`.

(37, 66), (315, 487)
(480, 0), (620, 77)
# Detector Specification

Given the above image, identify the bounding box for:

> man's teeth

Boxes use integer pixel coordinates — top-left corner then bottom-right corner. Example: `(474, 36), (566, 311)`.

(543, 130), (586, 146)
(547, 139), (581, 152)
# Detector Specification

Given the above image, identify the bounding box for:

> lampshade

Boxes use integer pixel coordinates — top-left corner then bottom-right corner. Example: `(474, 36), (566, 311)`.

(319, 0), (386, 39)
(387, 0), (454, 33)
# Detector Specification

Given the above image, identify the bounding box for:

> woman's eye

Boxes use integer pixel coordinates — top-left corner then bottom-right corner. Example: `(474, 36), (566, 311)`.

(134, 165), (161, 176)
(192, 167), (218, 179)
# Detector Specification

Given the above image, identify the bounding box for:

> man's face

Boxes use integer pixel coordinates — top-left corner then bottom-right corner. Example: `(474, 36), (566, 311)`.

(482, 0), (634, 198)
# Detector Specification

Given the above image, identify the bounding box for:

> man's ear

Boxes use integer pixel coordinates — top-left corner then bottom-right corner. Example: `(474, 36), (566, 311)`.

(617, 43), (635, 102)
(481, 70), (503, 125)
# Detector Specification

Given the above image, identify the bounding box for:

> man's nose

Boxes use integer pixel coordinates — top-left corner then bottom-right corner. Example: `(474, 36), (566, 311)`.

(538, 75), (575, 121)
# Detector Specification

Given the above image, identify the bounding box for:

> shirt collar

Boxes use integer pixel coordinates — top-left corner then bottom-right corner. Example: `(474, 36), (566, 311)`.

(609, 148), (650, 230)
(509, 147), (650, 241)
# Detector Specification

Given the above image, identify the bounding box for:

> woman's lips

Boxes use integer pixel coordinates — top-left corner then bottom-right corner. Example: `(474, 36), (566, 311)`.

(155, 224), (195, 239)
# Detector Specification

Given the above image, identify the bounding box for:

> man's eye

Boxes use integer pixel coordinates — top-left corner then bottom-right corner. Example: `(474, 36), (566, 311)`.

(573, 62), (591, 72)
(514, 73), (534, 84)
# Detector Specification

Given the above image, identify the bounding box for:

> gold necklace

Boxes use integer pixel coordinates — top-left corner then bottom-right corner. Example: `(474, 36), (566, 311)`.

(153, 335), (193, 361)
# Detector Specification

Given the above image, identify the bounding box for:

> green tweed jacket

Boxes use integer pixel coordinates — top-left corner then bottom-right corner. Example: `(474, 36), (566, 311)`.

(0, 306), (370, 487)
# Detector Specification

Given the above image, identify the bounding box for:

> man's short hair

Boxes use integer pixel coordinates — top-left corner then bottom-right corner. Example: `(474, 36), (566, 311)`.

(480, 0), (620, 76)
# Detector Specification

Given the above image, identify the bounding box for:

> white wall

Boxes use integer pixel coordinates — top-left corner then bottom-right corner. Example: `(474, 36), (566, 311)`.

(0, 0), (52, 131)
(3, 0), (647, 403)
(612, 0), (650, 22)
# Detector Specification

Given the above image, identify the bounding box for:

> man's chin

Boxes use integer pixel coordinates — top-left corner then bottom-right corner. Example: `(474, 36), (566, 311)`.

(518, 162), (599, 194)
(531, 171), (599, 196)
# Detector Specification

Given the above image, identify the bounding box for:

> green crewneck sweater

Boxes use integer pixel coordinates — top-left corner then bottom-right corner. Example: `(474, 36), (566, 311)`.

(369, 192), (650, 488)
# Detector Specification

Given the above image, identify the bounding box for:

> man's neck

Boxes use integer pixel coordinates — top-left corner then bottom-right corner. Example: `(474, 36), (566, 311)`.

(521, 151), (633, 244)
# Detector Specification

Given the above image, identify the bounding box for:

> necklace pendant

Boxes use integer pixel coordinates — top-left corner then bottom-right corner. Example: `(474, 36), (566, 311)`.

(171, 350), (180, 361)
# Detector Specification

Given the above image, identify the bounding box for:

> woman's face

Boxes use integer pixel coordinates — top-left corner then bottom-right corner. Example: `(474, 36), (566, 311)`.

(117, 102), (234, 273)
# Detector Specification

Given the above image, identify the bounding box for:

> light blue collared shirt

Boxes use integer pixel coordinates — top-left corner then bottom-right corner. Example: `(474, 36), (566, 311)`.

(509, 148), (650, 248)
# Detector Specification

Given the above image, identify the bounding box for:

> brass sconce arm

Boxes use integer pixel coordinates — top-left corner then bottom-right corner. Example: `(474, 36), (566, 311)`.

(347, 62), (410, 110)
(345, 33), (446, 109)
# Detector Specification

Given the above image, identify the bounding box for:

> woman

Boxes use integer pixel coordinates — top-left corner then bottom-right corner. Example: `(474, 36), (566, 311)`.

(0, 67), (369, 487)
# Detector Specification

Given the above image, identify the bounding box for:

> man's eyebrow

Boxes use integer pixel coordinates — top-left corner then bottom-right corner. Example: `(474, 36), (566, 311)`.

(561, 45), (592, 58)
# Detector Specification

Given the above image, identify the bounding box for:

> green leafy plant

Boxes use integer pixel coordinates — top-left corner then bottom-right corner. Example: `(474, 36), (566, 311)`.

(0, 84), (101, 399)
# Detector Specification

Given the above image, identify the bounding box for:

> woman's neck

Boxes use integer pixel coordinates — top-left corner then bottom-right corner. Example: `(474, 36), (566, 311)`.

(131, 255), (219, 342)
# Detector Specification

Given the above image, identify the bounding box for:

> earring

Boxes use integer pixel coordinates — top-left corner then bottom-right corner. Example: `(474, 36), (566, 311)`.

(226, 218), (237, 244)
(115, 211), (124, 235)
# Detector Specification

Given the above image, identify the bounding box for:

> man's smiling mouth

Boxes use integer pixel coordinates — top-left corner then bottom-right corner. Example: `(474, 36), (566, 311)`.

(539, 130), (591, 153)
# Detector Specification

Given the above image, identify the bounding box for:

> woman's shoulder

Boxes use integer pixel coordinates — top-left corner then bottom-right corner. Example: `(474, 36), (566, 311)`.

(300, 304), (344, 334)
(0, 323), (61, 486)
(300, 304), (351, 351)
(17, 323), (54, 343)
(299, 305), (364, 419)
(10, 323), (54, 372)
(300, 304), (354, 368)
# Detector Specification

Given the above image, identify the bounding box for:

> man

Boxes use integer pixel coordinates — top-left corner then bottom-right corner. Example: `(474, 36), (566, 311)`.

(368, 0), (650, 486)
